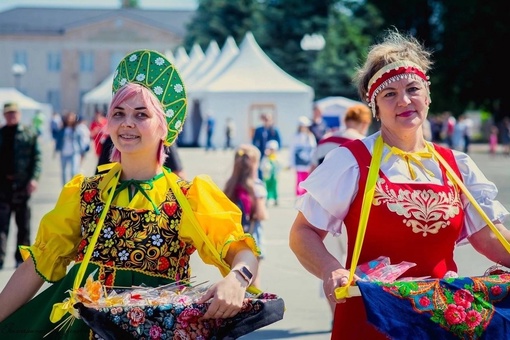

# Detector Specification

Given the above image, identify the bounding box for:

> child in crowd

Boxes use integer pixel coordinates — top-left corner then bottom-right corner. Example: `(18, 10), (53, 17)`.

(224, 144), (268, 288)
(489, 125), (499, 157)
(288, 116), (317, 197)
(260, 140), (281, 206)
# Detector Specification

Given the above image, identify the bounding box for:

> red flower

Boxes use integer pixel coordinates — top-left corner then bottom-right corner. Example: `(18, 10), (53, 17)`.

(491, 285), (503, 295)
(149, 324), (163, 339)
(444, 304), (466, 325)
(465, 309), (482, 329)
(419, 296), (431, 307)
(176, 308), (202, 328)
(115, 226), (126, 237)
(157, 257), (170, 271)
(127, 307), (146, 327)
(83, 189), (97, 203)
(453, 289), (474, 309)
(162, 202), (178, 216)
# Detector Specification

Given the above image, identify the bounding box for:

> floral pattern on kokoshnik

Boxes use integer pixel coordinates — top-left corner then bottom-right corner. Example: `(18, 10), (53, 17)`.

(77, 175), (196, 285)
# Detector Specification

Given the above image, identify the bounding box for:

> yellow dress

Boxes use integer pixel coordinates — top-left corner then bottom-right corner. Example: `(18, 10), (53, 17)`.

(0, 164), (259, 339)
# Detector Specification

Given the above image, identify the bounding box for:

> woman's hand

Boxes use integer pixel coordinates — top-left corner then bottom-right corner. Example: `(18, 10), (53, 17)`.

(323, 268), (359, 305)
(198, 271), (247, 319)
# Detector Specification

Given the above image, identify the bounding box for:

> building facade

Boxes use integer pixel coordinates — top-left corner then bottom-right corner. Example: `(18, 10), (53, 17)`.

(0, 7), (194, 120)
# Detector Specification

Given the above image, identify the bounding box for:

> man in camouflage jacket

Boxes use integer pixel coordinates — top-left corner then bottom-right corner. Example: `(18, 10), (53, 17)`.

(0, 102), (41, 269)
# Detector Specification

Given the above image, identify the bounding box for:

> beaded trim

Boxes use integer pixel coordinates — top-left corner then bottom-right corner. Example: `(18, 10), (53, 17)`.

(366, 61), (430, 117)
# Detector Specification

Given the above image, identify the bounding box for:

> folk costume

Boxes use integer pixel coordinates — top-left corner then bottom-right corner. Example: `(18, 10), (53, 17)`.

(297, 132), (509, 338)
(0, 50), (259, 339)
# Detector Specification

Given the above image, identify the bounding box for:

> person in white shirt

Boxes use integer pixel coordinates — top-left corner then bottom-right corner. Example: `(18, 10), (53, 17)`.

(288, 116), (316, 197)
(310, 104), (373, 172)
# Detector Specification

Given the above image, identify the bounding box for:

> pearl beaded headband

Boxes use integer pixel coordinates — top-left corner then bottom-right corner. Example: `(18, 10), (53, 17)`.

(366, 61), (430, 117)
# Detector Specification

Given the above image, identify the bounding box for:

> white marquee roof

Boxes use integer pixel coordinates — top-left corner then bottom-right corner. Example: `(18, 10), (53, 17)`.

(188, 36), (239, 95)
(203, 31), (311, 93)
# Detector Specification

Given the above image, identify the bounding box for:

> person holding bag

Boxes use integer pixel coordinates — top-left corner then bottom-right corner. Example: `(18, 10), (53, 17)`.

(0, 49), (262, 339)
(289, 29), (510, 339)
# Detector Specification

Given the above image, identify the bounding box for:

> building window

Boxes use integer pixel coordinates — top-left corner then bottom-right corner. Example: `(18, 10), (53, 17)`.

(80, 51), (95, 72)
(48, 52), (61, 72)
(14, 50), (28, 68)
(47, 89), (61, 113)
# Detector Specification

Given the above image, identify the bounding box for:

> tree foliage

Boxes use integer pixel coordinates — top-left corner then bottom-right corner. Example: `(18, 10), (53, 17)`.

(183, 0), (508, 120)
(184, 0), (255, 49)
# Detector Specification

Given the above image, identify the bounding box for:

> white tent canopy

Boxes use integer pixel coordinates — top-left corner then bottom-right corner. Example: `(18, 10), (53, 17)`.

(192, 32), (313, 148)
(178, 43), (205, 81)
(163, 49), (176, 64)
(188, 36), (239, 95)
(182, 37), (240, 146)
(185, 40), (220, 86)
(173, 46), (190, 70)
(0, 87), (53, 130)
(81, 73), (114, 120)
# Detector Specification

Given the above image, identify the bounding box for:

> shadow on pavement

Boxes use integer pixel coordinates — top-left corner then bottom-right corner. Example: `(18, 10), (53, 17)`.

(241, 328), (331, 339)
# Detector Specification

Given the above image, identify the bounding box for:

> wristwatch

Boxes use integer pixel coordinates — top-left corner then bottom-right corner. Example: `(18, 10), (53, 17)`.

(232, 266), (253, 284)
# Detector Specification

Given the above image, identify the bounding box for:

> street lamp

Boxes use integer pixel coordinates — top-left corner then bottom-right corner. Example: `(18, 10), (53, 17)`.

(300, 33), (325, 92)
(300, 33), (326, 52)
(12, 63), (27, 91)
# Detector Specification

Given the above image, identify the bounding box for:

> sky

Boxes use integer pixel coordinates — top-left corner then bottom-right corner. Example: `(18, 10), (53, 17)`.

(0, 0), (198, 12)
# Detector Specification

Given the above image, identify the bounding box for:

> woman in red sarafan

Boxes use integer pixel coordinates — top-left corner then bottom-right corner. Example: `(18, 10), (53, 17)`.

(289, 29), (510, 339)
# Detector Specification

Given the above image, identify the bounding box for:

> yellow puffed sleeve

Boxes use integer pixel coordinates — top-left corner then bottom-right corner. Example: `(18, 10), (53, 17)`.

(19, 174), (84, 282)
(177, 174), (260, 276)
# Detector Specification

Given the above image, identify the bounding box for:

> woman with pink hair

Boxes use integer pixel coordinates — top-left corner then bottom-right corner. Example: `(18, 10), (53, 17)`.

(0, 49), (260, 339)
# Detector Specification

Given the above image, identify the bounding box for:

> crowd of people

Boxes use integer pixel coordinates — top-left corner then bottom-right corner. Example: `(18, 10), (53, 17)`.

(1, 28), (510, 339)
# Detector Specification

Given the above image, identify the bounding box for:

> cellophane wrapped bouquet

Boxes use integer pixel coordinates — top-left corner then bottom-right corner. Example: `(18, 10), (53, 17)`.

(71, 271), (284, 340)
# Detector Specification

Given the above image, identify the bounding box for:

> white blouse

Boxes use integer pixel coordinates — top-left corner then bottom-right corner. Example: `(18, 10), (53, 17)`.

(296, 132), (509, 245)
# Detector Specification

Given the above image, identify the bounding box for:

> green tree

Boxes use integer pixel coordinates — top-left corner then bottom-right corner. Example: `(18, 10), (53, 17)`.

(183, 1), (376, 101)
(313, 1), (382, 100)
(434, 1), (508, 121)
(250, 0), (332, 84)
(184, 0), (255, 50)
(183, 1), (508, 121)
(120, 0), (139, 8)
(364, 0), (508, 121)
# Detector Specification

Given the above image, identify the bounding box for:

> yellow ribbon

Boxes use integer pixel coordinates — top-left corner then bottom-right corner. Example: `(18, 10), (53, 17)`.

(335, 136), (384, 299)
(50, 163), (122, 323)
(384, 146), (435, 180)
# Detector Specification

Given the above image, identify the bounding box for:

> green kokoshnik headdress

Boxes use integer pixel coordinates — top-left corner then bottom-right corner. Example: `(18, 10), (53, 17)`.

(112, 49), (187, 146)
